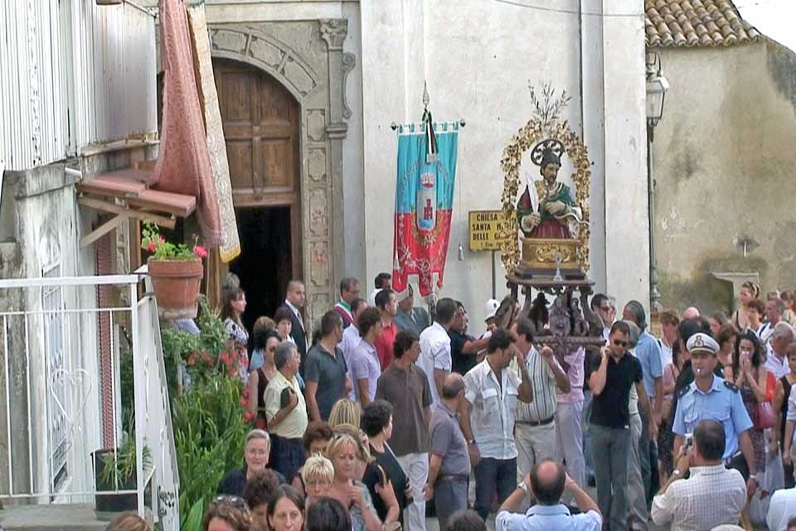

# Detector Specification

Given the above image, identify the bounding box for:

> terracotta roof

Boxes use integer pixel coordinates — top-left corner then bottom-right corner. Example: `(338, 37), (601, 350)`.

(646, 0), (763, 48)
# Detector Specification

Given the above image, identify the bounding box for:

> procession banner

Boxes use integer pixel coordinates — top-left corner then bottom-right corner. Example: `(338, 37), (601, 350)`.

(393, 123), (459, 298)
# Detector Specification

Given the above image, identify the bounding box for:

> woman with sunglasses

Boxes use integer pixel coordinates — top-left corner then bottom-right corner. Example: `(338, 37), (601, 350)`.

(301, 455), (335, 505)
(202, 495), (251, 531)
(324, 432), (383, 531)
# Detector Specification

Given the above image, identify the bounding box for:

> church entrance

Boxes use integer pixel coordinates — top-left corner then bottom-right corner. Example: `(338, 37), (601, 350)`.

(210, 58), (302, 323)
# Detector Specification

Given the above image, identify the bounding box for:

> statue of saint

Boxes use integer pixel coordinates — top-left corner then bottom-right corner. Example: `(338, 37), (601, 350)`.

(517, 142), (583, 239)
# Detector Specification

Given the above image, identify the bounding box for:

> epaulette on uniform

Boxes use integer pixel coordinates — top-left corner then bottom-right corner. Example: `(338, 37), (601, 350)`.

(723, 380), (739, 392)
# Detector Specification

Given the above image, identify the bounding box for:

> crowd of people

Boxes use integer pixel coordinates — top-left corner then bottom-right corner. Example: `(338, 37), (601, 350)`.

(113, 276), (796, 531)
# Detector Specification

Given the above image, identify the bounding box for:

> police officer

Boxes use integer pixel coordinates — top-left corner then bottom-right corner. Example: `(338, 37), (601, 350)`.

(671, 332), (757, 498)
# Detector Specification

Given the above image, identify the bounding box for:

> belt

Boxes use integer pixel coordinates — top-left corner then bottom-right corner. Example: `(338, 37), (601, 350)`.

(516, 416), (554, 427)
(436, 474), (469, 484)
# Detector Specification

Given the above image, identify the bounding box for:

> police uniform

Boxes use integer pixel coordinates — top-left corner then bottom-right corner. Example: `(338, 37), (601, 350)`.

(671, 333), (753, 463)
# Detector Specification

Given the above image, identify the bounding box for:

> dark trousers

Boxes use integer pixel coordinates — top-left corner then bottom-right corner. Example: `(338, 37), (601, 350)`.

(639, 408), (659, 505)
(591, 424), (631, 531)
(271, 435), (305, 483)
(473, 457), (516, 520)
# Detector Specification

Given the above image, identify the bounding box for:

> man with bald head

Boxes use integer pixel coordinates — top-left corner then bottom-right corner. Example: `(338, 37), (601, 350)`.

(496, 458), (602, 531)
(683, 307), (700, 320)
(425, 373), (471, 530)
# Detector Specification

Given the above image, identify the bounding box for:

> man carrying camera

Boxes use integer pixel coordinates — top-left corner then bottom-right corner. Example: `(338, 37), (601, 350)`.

(651, 419), (746, 529)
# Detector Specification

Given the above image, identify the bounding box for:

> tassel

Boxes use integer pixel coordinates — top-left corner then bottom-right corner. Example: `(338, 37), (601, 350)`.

(393, 249), (400, 271)
(423, 109), (438, 164)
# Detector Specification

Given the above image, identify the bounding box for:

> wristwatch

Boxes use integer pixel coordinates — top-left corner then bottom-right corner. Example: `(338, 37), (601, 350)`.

(749, 474), (758, 481)
(518, 481), (529, 495)
(671, 469), (682, 477)
(467, 439), (476, 446)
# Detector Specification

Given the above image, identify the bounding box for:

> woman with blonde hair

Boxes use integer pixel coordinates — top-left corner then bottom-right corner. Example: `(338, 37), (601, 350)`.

(332, 424), (401, 528)
(325, 432), (383, 531)
(301, 454), (335, 503)
(328, 398), (361, 428)
(106, 513), (150, 531)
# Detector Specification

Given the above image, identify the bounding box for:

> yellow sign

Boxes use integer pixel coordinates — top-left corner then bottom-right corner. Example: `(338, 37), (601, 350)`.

(469, 210), (508, 251)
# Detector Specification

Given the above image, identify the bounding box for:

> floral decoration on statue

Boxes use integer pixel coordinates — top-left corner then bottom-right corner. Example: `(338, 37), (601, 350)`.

(498, 84), (592, 273)
(141, 220), (209, 260)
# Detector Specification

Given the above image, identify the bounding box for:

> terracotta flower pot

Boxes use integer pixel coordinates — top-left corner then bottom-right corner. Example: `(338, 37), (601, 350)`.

(148, 258), (204, 319)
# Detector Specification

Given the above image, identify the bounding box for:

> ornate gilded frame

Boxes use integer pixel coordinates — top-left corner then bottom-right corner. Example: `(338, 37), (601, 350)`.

(498, 85), (592, 273)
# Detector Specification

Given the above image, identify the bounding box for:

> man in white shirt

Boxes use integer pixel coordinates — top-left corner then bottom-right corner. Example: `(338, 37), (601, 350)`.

(339, 298), (367, 400)
(460, 329), (534, 520)
(760, 298), (785, 345)
(766, 321), (794, 380)
(651, 419), (746, 530)
(767, 486), (796, 531)
(418, 298), (456, 405)
(512, 318), (570, 486)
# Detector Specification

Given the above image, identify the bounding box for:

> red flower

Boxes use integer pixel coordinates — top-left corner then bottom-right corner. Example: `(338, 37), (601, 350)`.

(187, 353), (198, 366)
(146, 242), (157, 252)
(243, 410), (255, 422)
(239, 397), (248, 407)
(193, 245), (208, 259)
(159, 236), (165, 243)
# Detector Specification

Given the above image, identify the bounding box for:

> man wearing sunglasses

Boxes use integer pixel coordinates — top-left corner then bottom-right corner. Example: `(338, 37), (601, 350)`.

(587, 321), (655, 531)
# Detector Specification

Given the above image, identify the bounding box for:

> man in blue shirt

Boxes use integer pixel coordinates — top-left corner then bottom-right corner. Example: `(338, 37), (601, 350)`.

(623, 300), (663, 504)
(672, 332), (758, 499)
(496, 458), (602, 531)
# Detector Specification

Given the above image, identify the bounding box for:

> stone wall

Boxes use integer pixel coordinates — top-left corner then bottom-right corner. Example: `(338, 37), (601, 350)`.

(652, 41), (796, 314)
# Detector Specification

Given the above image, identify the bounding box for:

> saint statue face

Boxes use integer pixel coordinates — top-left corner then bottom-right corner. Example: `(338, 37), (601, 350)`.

(541, 162), (560, 185)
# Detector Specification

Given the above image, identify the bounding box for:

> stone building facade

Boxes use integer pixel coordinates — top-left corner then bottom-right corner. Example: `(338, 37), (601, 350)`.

(647, 0), (796, 313)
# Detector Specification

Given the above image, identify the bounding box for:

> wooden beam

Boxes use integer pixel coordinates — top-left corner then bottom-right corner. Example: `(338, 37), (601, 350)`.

(79, 196), (177, 228)
(80, 216), (124, 249)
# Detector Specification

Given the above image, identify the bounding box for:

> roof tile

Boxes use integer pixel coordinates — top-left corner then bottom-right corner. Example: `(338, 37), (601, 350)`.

(646, 0), (762, 47)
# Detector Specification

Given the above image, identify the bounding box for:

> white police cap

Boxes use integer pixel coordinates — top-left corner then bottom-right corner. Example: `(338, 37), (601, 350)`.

(686, 332), (719, 355)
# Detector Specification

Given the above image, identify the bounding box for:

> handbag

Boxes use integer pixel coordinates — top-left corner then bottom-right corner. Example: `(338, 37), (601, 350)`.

(753, 372), (777, 430)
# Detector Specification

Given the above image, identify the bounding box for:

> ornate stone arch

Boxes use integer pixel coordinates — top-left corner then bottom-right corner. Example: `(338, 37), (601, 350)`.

(208, 20), (354, 331)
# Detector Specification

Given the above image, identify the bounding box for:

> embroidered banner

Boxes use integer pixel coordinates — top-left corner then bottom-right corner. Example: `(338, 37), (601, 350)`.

(393, 123), (459, 298)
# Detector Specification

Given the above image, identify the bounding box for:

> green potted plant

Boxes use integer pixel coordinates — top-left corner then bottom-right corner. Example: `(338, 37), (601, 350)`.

(94, 438), (152, 513)
(141, 221), (209, 319)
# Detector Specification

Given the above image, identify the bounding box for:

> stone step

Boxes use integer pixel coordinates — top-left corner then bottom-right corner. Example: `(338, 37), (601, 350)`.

(0, 503), (126, 531)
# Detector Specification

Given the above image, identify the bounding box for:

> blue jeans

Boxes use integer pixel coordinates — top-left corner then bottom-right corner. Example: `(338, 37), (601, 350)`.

(473, 457), (516, 520)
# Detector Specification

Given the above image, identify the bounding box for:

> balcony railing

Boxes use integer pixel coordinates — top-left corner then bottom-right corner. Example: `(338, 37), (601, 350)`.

(0, 274), (178, 530)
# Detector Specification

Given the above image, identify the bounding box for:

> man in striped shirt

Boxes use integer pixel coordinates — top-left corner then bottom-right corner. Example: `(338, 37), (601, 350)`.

(512, 317), (571, 492)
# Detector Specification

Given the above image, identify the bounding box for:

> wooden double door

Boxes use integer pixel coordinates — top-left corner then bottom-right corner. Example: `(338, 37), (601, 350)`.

(211, 59), (302, 325)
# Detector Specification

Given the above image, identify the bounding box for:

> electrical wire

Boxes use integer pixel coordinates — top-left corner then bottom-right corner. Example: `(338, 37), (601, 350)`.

(495, 0), (644, 18)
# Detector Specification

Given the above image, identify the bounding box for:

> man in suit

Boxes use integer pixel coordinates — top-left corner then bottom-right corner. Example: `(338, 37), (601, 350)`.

(394, 284), (431, 336)
(280, 280), (307, 376)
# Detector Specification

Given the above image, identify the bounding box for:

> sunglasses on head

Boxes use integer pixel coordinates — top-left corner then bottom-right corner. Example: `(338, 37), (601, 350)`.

(213, 495), (247, 509)
(613, 340), (627, 347)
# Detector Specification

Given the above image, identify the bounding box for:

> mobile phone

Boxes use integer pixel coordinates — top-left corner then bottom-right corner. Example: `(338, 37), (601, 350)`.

(685, 433), (694, 449)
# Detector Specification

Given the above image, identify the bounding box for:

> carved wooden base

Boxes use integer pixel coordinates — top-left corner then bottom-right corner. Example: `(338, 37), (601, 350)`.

(516, 236), (585, 279)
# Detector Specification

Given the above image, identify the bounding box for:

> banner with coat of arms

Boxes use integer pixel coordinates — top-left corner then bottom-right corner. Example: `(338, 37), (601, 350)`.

(393, 123), (460, 298)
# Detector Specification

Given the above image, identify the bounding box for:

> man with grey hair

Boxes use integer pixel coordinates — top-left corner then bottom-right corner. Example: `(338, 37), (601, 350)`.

(264, 341), (308, 481)
(766, 321), (794, 379)
(622, 301), (663, 506)
(761, 298), (786, 344)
